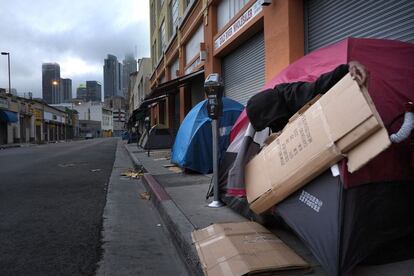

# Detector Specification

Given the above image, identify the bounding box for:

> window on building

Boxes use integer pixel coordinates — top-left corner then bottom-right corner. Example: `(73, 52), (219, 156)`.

(158, 0), (164, 10)
(170, 58), (179, 79)
(184, 0), (191, 9)
(152, 42), (157, 67)
(185, 24), (204, 65)
(169, 0), (179, 36)
(159, 20), (166, 55)
(150, 2), (155, 32)
(217, 0), (249, 31)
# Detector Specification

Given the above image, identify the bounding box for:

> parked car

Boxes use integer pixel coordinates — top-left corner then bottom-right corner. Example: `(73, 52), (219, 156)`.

(85, 133), (93, 139)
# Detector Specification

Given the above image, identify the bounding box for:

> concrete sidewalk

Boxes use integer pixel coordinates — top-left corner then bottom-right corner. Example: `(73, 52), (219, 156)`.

(124, 142), (414, 276)
(97, 141), (188, 276)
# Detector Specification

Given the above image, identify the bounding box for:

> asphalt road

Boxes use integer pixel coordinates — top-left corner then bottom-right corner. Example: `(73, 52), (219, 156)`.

(0, 138), (117, 275)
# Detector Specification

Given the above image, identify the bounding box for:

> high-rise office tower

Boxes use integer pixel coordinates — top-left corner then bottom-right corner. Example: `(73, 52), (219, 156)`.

(103, 54), (122, 99)
(122, 54), (137, 98)
(42, 63), (61, 104)
(86, 81), (102, 102)
(61, 78), (72, 103)
(76, 84), (87, 101)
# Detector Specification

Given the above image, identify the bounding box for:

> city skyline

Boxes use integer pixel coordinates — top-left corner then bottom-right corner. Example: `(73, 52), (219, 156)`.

(0, 0), (150, 99)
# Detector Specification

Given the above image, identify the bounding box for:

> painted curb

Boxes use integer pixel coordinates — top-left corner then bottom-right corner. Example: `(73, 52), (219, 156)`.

(124, 144), (203, 276)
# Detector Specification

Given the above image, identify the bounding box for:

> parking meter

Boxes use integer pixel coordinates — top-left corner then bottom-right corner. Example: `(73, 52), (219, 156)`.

(144, 116), (150, 156)
(204, 73), (223, 119)
(205, 73), (224, 208)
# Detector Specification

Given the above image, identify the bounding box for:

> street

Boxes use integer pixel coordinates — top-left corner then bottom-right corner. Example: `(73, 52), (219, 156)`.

(0, 138), (188, 276)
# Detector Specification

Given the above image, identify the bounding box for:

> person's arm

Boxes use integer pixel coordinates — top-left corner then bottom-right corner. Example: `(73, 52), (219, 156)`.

(279, 61), (367, 115)
(278, 64), (349, 114)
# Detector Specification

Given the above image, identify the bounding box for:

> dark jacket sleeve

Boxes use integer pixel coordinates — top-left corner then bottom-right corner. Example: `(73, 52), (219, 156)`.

(278, 64), (349, 114)
(247, 64), (349, 132)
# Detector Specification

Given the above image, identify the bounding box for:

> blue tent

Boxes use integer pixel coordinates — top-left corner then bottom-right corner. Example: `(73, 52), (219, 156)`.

(171, 97), (244, 174)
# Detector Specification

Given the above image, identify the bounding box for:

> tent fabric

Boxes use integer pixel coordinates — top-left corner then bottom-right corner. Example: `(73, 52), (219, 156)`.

(138, 125), (172, 150)
(276, 170), (414, 276)
(219, 38), (414, 276)
(229, 37), (414, 188)
(171, 97), (243, 174)
(0, 110), (18, 123)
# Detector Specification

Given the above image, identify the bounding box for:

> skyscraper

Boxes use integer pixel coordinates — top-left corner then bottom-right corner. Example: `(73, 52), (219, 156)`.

(122, 54), (137, 98)
(76, 84), (87, 101)
(86, 81), (102, 102)
(103, 54), (122, 99)
(42, 63), (61, 104)
(61, 78), (72, 103)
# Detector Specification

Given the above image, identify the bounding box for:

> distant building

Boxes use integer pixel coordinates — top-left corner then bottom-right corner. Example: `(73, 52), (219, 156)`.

(122, 54), (137, 98)
(103, 54), (122, 99)
(42, 63), (61, 104)
(72, 101), (113, 137)
(4, 88), (18, 96)
(127, 57), (152, 135)
(104, 96), (126, 136)
(86, 81), (102, 102)
(61, 78), (72, 103)
(76, 84), (87, 101)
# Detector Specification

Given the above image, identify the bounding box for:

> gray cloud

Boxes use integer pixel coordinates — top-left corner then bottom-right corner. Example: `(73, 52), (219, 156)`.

(0, 0), (150, 98)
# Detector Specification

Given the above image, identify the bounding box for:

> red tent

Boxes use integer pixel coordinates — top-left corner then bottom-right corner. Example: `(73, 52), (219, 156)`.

(229, 37), (414, 188)
(220, 38), (414, 275)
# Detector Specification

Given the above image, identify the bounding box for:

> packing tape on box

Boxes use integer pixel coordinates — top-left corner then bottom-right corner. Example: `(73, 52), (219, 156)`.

(198, 235), (225, 247)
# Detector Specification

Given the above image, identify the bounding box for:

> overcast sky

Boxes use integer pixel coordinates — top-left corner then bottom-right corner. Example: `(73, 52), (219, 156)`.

(0, 0), (150, 98)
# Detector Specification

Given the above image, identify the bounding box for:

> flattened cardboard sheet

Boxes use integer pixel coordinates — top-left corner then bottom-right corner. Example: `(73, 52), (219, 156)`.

(192, 222), (309, 276)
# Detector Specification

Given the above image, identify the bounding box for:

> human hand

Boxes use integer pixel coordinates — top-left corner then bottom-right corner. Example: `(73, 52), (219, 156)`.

(348, 61), (368, 86)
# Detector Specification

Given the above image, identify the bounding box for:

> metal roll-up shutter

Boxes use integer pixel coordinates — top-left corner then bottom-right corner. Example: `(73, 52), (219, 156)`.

(222, 32), (265, 106)
(305, 0), (414, 53)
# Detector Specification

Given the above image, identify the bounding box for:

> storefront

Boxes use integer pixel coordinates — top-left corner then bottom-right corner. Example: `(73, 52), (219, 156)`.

(221, 31), (265, 105)
(304, 0), (414, 53)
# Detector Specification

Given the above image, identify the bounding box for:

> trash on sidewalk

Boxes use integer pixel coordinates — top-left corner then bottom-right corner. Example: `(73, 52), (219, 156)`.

(120, 169), (143, 178)
(58, 163), (75, 168)
(163, 164), (183, 173)
(153, 157), (168, 161)
(192, 221), (309, 276)
(139, 191), (151, 200)
(90, 169), (101, 172)
(245, 74), (391, 214)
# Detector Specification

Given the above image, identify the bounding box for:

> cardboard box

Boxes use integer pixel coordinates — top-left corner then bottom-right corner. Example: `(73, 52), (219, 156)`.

(246, 74), (391, 214)
(192, 222), (309, 276)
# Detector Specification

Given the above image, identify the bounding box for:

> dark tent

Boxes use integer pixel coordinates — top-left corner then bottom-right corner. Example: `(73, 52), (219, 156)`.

(138, 125), (172, 150)
(219, 38), (414, 275)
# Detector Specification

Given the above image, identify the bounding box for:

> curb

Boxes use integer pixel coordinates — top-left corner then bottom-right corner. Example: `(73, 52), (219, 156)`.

(0, 144), (21, 150)
(124, 144), (203, 276)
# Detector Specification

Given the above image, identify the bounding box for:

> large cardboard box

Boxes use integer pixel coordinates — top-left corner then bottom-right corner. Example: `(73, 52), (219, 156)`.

(192, 222), (309, 276)
(246, 74), (391, 214)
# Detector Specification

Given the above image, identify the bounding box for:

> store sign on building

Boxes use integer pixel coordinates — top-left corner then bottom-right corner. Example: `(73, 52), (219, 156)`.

(0, 97), (9, 109)
(214, 0), (262, 50)
(34, 109), (42, 120)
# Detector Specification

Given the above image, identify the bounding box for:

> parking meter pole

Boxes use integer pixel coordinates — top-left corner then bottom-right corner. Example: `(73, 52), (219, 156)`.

(147, 127), (150, 157)
(144, 117), (151, 157)
(208, 119), (224, 208)
(205, 73), (224, 208)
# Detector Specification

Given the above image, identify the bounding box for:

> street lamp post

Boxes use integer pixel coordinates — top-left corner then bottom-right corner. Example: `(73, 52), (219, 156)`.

(1, 52), (11, 94)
